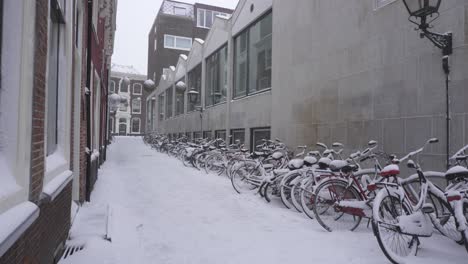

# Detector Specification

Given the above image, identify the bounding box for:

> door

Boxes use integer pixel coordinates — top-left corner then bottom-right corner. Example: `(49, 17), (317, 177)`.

(119, 123), (127, 136)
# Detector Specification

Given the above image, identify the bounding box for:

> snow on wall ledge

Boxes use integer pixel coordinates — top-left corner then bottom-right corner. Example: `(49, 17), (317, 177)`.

(0, 201), (39, 256)
(42, 170), (73, 202)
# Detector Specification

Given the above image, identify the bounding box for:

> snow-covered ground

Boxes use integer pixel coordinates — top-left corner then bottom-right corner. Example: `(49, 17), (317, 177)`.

(61, 137), (467, 264)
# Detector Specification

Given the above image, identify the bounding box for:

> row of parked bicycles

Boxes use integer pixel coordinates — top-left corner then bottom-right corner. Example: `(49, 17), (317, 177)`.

(143, 133), (468, 264)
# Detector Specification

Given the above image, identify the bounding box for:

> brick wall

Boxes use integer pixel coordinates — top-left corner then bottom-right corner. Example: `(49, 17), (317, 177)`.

(29, 0), (48, 204)
(0, 184), (72, 264)
(79, 0), (89, 203)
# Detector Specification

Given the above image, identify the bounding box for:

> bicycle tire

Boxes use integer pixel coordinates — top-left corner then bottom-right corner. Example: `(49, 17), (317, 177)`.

(313, 178), (362, 232)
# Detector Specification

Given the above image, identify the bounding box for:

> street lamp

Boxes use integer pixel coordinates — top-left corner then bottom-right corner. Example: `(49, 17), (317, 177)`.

(402, 0), (452, 168)
(188, 88), (203, 137)
(144, 79), (156, 91)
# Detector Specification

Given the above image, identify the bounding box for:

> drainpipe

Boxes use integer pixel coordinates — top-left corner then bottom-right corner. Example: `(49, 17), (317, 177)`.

(85, 0), (93, 202)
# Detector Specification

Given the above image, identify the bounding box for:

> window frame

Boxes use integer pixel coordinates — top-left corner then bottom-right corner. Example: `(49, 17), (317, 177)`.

(164, 34), (193, 51)
(109, 80), (115, 93)
(133, 83), (142, 95)
(250, 127), (271, 151)
(203, 130), (212, 140)
(131, 98), (141, 114)
(131, 117), (141, 134)
(173, 6), (186, 16)
(233, 11), (272, 99)
(205, 44), (228, 107)
(197, 8), (229, 29)
(187, 63), (202, 112)
(230, 129), (245, 145)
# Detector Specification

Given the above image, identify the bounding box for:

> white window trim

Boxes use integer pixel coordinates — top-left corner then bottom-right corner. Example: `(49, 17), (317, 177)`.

(173, 6), (187, 16)
(131, 118), (141, 134)
(0, 1), (36, 214)
(374, 0), (397, 10)
(133, 83), (143, 95)
(132, 98), (142, 114)
(164, 34), (192, 51)
(197, 8), (229, 29)
(109, 80), (115, 93)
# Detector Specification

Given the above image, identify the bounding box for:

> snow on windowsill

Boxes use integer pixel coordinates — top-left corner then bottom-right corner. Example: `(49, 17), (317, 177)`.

(0, 201), (39, 256)
(0, 155), (21, 200)
(45, 149), (67, 174)
(42, 170), (73, 202)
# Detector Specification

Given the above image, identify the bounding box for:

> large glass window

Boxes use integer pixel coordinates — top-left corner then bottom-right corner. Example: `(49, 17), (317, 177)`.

(109, 81), (115, 93)
(193, 131), (202, 140)
(175, 79), (185, 116)
(197, 8), (229, 28)
(47, 15), (61, 155)
(251, 127), (271, 151)
(203, 131), (212, 140)
(158, 94), (164, 121)
(165, 87), (173, 119)
(234, 12), (272, 99)
(230, 129), (245, 145)
(131, 118), (141, 133)
(205, 45), (228, 107)
(132, 98), (141, 114)
(133, 83), (142, 94)
(164, 34), (192, 51)
(187, 64), (202, 112)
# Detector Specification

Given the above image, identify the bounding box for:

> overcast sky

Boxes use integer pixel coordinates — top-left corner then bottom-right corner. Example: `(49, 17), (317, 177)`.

(112, 0), (239, 76)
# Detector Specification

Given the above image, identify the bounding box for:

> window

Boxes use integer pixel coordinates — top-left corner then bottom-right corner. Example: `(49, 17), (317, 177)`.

(234, 12), (272, 98)
(193, 131), (202, 139)
(165, 87), (173, 119)
(120, 80), (129, 93)
(164, 34), (192, 51)
(205, 45), (228, 107)
(185, 132), (192, 140)
(47, 8), (62, 155)
(154, 38), (157, 51)
(132, 98), (141, 114)
(251, 127), (271, 151)
(109, 81), (115, 93)
(92, 0), (99, 32)
(109, 117), (114, 133)
(197, 8), (229, 28)
(131, 118), (141, 133)
(187, 64), (202, 112)
(158, 94), (164, 121)
(120, 98), (128, 111)
(173, 6), (186, 16)
(374, 0), (396, 9)
(203, 131), (212, 140)
(175, 79), (185, 116)
(215, 130), (226, 143)
(230, 129), (245, 145)
(133, 83), (142, 95)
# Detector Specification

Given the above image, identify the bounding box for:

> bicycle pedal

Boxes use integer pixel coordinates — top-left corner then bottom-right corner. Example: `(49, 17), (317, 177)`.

(421, 203), (435, 214)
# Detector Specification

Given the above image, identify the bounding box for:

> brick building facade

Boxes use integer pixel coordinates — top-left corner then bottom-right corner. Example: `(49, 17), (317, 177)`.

(0, 0), (117, 263)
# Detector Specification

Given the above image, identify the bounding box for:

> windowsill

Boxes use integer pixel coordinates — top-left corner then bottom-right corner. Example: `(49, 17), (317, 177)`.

(132, 112), (142, 115)
(232, 88), (271, 102)
(44, 149), (69, 197)
(0, 201), (39, 256)
(41, 170), (73, 202)
(205, 101), (227, 109)
(163, 46), (192, 52)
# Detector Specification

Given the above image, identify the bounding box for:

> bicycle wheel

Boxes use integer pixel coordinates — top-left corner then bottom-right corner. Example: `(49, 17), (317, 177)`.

(313, 179), (362, 232)
(280, 172), (301, 209)
(300, 180), (316, 220)
(372, 190), (418, 264)
(231, 165), (260, 194)
(427, 192), (463, 244)
(291, 179), (304, 213)
(462, 200), (468, 253)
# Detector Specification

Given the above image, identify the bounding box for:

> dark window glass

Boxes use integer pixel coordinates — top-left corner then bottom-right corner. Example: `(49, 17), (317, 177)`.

(234, 12), (272, 98)
(165, 87), (173, 119)
(203, 131), (212, 140)
(230, 129), (245, 145)
(205, 45), (228, 106)
(187, 64), (202, 112)
(251, 128), (271, 151)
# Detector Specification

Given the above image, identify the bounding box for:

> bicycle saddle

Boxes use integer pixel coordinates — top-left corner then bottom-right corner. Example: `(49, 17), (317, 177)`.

(445, 165), (468, 182)
(329, 160), (348, 172)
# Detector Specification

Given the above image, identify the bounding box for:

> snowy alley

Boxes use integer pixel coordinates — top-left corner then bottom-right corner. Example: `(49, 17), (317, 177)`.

(60, 137), (467, 264)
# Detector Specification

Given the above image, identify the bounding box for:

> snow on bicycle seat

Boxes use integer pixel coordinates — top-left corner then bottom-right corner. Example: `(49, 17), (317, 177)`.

(303, 156), (317, 167)
(329, 160), (348, 172)
(380, 164), (400, 177)
(288, 159), (304, 170)
(318, 157), (332, 169)
(341, 164), (358, 174)
(271, 151), (284, 160)
(445, 165), (468, 182)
